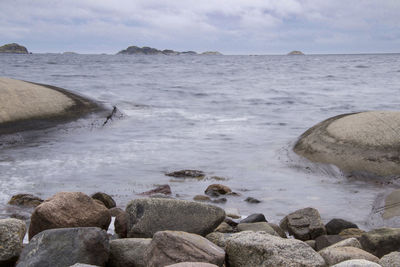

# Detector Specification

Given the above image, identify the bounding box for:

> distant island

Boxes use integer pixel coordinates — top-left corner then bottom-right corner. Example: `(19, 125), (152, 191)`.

(287, 50), (304, 55)
(0, 43), (29, 54)
(117, 45), (222, 56)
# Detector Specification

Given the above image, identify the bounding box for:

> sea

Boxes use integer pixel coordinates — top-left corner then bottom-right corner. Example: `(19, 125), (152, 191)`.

(1, 53), (400, 228)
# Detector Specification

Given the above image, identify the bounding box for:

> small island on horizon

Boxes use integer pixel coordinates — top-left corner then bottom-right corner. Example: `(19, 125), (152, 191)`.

(0, 43), (29, 54)
(117, 45), (223, 56)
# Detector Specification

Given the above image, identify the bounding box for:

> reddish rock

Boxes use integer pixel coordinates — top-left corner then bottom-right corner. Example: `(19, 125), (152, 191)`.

(205, 184), (232, 196)
(28, 192), (111, 239)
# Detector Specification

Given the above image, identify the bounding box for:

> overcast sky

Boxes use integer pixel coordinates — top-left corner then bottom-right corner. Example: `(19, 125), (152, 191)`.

(1, 0), (399, 54)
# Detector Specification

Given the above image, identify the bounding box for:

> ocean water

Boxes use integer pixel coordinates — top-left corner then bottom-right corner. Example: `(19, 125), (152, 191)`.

(1, 53), (400, 228)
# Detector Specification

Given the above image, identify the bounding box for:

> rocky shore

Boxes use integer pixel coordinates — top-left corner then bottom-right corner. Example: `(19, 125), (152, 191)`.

(2, 183), (400, 267)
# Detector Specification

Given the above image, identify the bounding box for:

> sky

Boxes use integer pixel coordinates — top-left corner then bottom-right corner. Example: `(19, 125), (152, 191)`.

(1, 0), (399, 55)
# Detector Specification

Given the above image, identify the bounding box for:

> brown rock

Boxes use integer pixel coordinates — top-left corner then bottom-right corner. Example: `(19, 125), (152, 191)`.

(115, 210), (128, 238)
(8, 193), (43, 208)
(339, 228), (365, 239)
(215, 222), (234, 233)
(91, 192), (116, 209)
(145, 231), (225, 267)
(193, 195), (211, 202)
(109, 207), (124, 217)
(205, 184), (232, 196)
(28, 192), (111, 239)
(318, 246), (379, 265)
(139, 184), (172, 196)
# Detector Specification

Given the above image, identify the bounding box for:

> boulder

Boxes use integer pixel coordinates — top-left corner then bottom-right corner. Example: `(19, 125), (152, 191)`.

(109, 207), (124, 217)
(326, 219), (358, 235)
(0, 218), (26, 265)
(339, 228), (365, 239)
(215, 222), (234, 233)
(225, 231), (326, 267)
(237, 222), (279, 236)
(29, 192), (111, 239)
(145, 231), (225, 267)
(205, 184), (232, 196)
(114, 210), (128, 238)
(108, 238), (151, 267)
(139, 184), (172, 196)
(379, 251), (400, 267)
(166, 263), (218, 267)
(315, 235), (345, 251)
(279, 207), (326, 240)
(268, 223), (287, 238)
(359, 228), (400, 257)
(327, 238), (362, 250)
(205, 232), (232, 249)
(165, 170), (205, 179)
(240, 213), (267, 223)
(126, 198), (225, 238)
(294, 111), (400, 177)
(8, 193), (43, 207)
(17, 227), (109, 267)
(318, 246), (379, 266)
(331, 259), (382, 267)
(0, 43), (28, 54)
(91, 192), (116, 209)
(0, 77), (102, 135)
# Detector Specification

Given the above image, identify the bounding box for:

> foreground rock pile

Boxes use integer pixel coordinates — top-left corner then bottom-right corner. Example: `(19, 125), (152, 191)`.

(2, 191), (400, 267)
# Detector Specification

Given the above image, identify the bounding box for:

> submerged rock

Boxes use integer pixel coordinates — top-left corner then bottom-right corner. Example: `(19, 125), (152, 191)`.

(0, 43), (28, 54)
(126, 198), (225, 238)
(29, 192), (111, 239)
(166, 170), (205, 179)
(294, 111), (400, 177)
(0, 218), (26, 266)
(205, 184), (232, 196)
(8, 193), (43, 208)
(139, 184), (172, 196)
(369, 189), (400, 228)
(145, 231), (225, 267)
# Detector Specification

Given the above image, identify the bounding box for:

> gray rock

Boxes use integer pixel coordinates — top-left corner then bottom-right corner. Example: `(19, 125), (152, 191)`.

(306, 240), (317, 250)
(327, 238), (362, 250)
(0, 218), (26, 265)
(109, 207), (124, 217)
(114, 210), (128, 238)
(359, 228), (400, 257)
(205, 232), (232, 249)
(326, 219), (358, 235)
(240, 213), (267, 223)
(268, 222), (287, 238)
(91, 192), (116, 209)
(379, 251), (400, 267)
(331, 259), (382, 267)
(145, 231), (225, 267)
(166, 263), (218, 267)
(315, 235), (345, 251)
(293, 111), (400, 177)
(139, 184), (172, 196)
(108, 238), (151, 267)
(319, 246), (379, 266)
(280, 207), (326, 241)
(126, 198), (225, 238)
(69, 264), (100, 267)
(215, 222), (234, 233)
(225, 231), (326, 267)
(369, 189), (400, 228)
(17, 227), (109, 267)
(237, 222), (279, 236)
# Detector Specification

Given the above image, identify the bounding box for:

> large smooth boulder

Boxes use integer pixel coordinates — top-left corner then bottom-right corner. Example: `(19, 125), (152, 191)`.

(294, 111), (400, 177)
(359, 228), (400, 257)
(126, 198), (225, 238)
(379, 251), (400, 267)
(280, 207), (326, 240)
(318, 246), (379, 266)
(17, 227), (109, 267)
(0, 218), (26, 265)
(108, 238), (151, 267)
(225, 231), (326, 267)
(145, 231), (225, 267)
(0, 77), (101, 135)
(29, 192), (111, 239)
(331, 259), (382, 267)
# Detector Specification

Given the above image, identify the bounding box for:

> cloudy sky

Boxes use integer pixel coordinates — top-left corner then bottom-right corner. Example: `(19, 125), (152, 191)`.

(1, 0), (399, 54)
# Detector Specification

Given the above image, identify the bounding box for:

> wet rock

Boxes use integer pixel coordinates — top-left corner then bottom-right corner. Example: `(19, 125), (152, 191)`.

(91, 192), (116, 209)
(8, 193), (43, 208)
(379, 251), (400, 267)
(108, 238), (151, 267)
(237, 222), (279, 236)
(205, 232), (232, 249)
(126, 198), (225, 238)
(215, 222), (234, 233)
(0, 218), (26, 266)
(225, 231), (326, 267)
(166, 170), (205, 179)
(339, 228), (365, 239)
(279, 207), (326, 241)
(240, 213), (267, 223)
(211, 198), (227, 204)
(326, 218), (359, 235)
(318, 246), (379, 266)
(315, 235), (345, 251)
(331, 259), (382, 267)
(244, 197), (261, 203)
(369, 189), (400, 228)
(193, 195), (211, 202)
(29, 192), (111, 239)
(225, 208), (240, 219)
(205, 184), (232, 196)
(166, 263), (218, 267)
(139, 184), (172, 196)
(145, 231), (225, 267)
(17, 227), (109, 267)
(359, 228), (400, 257)
(114, 210), (128, 238)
